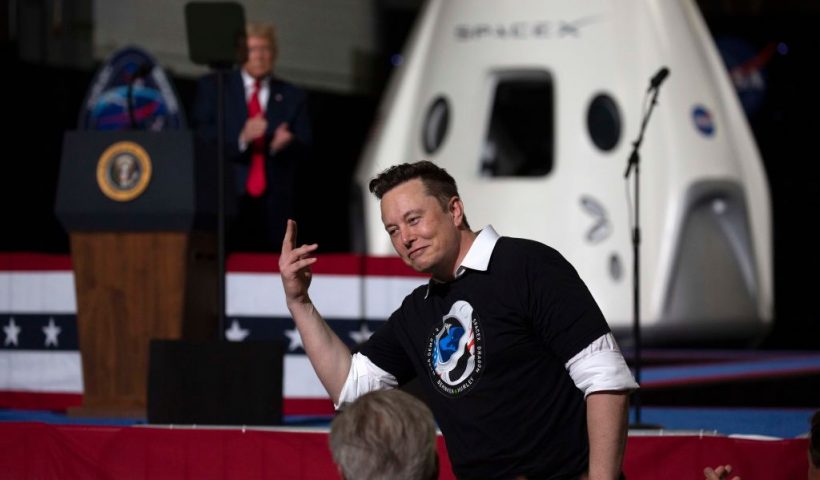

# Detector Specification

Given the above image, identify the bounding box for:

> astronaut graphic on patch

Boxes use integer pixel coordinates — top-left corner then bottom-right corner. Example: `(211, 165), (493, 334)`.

(428, 300), (484, 396)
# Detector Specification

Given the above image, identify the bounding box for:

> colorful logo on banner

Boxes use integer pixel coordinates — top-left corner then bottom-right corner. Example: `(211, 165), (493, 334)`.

(96, 141), (152, 201)
(692, 105), (715, 137)
(79, 46), (186, 131)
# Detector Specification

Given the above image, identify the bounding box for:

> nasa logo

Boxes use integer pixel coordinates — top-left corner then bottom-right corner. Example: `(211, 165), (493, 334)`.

(96, 141), (152, 202)
(426, 300), (484, 397)
(692, 105), (716, 137)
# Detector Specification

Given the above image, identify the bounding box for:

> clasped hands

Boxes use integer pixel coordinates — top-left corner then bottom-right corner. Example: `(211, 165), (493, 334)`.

(241, 116), (294, 154)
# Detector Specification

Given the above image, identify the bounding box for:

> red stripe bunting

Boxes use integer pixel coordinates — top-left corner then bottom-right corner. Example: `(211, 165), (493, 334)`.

(226, 253), (426, 277)
(0, 253), (73, 271)
(0, 391), (339, 417)
(283, 398), (336, 416)
(0, 252), (427, 278)
(0, 391), (83, 411)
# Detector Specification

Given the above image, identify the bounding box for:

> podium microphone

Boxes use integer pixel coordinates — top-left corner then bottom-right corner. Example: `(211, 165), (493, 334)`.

(132, 63), (153, 81)
(127, 63), (152, 129)
(648, 66), (670, 91)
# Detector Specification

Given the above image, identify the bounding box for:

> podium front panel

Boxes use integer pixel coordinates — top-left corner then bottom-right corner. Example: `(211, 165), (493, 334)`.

(55, 130), (211, 231)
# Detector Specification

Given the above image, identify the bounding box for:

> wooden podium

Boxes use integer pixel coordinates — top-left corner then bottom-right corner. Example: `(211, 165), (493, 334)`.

(55, 130), (219, 416)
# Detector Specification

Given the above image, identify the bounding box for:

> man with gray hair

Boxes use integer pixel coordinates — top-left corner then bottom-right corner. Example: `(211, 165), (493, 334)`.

(329, 389), (439, 480)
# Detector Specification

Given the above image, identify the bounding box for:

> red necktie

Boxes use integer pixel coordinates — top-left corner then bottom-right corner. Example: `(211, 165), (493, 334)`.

(245, 79), (266, 197)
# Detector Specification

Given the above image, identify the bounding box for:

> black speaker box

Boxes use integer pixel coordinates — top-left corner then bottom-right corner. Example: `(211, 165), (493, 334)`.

(147, 340), (284, 425)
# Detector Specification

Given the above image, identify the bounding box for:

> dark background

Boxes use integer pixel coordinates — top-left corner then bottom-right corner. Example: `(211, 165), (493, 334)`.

(0, 2), (817, 349)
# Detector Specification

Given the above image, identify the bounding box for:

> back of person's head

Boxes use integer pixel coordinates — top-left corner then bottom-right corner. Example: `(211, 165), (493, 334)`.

(369, 160), (470, 228)
(329, 389), (438, 480)
(810, 410), (820, 479)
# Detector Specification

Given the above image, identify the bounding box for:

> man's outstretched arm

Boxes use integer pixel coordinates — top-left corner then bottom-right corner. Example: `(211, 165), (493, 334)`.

(279, 219), (352, 403)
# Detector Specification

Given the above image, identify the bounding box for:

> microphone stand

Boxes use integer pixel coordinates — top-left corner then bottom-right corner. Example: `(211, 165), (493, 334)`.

(127, 65), (151, 129)
(127, 79), (138, 129)
(203, 61), (233, 342)
(183, 1), (246, 343)
(212, 65), (230, 342)
(624, 78), (665, 429)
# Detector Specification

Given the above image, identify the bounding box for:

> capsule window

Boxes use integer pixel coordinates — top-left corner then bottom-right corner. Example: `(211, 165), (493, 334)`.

(587, 93), (621, 152)
(480, 72), (554, 177)
(422, 96), (450, 155)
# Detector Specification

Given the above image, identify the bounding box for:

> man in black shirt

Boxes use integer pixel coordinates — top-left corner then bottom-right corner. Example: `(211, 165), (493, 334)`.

(280, 161), (638, 479)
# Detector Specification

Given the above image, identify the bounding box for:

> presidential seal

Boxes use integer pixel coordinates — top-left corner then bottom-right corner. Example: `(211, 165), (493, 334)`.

(426, 300), (485, 397)
(96, 141), (152, 201)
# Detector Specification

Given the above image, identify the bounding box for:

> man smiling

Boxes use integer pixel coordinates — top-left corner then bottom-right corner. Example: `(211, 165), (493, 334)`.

(280, 161), (638, 479)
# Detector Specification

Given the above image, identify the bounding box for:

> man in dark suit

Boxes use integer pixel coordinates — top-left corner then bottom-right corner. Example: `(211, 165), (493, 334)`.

(192, 22), (312, 251)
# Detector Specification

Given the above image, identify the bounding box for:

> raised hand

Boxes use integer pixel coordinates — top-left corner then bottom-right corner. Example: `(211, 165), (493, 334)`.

(279, 219), (318, 305)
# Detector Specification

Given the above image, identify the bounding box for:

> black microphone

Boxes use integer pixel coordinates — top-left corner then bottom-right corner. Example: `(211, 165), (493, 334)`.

(131, 63), (153, 82)
(127, 64), (152, 129)
(647, 67), (670, 91)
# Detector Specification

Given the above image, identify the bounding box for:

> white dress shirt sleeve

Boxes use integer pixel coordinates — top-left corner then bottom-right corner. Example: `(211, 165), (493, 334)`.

(335, 352), (399, 410)
(565, 333), (640, 398)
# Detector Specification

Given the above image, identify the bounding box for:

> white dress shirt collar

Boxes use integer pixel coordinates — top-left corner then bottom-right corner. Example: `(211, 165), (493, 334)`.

(426, 225), (500, 298)
(456, 225), (500, 277)
(240, 69), (270, 106)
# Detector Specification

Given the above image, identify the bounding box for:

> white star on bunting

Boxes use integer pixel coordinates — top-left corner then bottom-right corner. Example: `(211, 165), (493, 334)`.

(349, 322), (374, 345)
(42, 317), (61, 347)
(225, 319), (250, 342)
(4, 317), (21, 347)
(284, 328), (304, 352)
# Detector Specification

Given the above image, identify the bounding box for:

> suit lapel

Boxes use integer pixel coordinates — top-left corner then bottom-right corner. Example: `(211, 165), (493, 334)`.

(265, 80), (287, 128)
(231, 70), (248, 118)
(221, 70), (249, 141)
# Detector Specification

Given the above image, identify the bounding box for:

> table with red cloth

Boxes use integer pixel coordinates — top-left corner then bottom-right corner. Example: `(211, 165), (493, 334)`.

(0, 422), (808, 479)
